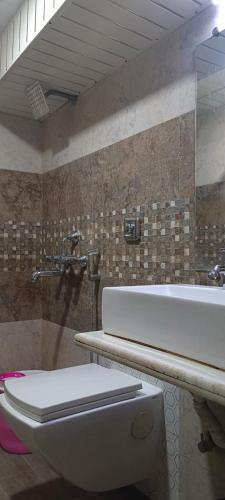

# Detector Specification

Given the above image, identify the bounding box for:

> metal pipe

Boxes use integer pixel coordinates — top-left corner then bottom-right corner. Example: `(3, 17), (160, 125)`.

(45, 89), (77, 104)
(193, 396), (225, 450)
(87, 250), (101, 281)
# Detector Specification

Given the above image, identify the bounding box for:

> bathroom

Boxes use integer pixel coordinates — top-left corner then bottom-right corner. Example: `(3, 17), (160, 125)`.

(0, 0), (225, 499)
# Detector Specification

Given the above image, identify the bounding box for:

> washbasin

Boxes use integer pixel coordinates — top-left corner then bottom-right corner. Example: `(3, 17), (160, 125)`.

(102, 285), (225, 370)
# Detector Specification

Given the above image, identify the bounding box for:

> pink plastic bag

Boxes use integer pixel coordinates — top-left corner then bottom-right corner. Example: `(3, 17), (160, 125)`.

(0, 372), (31, 454)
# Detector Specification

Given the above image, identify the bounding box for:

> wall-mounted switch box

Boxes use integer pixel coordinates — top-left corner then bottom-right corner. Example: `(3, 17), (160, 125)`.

(124, 217), (141, 242)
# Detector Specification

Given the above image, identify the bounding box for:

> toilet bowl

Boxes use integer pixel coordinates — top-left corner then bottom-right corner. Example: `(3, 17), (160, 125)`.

(0, 363), (163, 492)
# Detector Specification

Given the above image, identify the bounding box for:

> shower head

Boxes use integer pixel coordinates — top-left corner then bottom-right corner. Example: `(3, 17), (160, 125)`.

(25, 81), (78, 121)
(25, 81), (50, 121)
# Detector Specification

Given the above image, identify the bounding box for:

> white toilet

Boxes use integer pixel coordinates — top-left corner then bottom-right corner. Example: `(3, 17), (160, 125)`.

(0, 363), (163, 492)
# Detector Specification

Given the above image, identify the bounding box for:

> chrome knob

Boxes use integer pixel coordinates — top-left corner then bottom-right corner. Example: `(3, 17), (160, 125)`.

(208, 270), (220, 281)
(63, 231), (81, 246)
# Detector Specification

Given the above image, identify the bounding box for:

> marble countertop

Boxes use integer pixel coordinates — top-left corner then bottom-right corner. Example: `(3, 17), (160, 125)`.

(75, 330), (225, 405)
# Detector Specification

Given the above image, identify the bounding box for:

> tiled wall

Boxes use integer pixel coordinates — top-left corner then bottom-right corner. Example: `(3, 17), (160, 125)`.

(40, 111), (198, 500)
(0, 169), (42, 322)
(0, 169), (42, 372)
(0, 112), (42, 173)
(0, 112), (42, 374)
(42, 6), (216, 172)
(196, 181), (225, 285)
(42, 112), (195, 332)
(40, 105), (225, 499)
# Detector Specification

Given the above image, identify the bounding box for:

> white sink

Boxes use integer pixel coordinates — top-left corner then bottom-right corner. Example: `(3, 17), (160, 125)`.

(102, 285), (225, 370)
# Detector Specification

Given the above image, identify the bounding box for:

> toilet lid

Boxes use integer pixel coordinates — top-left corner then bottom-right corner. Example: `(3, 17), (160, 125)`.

(4, 364), (142, 423)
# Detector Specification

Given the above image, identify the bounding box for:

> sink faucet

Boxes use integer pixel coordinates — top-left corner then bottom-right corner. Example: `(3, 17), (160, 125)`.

(208, 248), (225, 288)
(208, 265), (225, 288)
(32, 268), (64, 283)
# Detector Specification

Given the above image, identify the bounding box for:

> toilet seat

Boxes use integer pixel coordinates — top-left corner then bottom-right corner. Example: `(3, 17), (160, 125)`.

(4, 364), (142, 423)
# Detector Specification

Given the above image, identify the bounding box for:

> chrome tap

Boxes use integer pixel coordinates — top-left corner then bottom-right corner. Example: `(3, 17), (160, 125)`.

(44, 255), (87, 268)
(32, 268), (64, 283)
(208, 265), (225, 288)
(63, 231), (81, 246)
(32, 228), (99, 283)
(208, 248), (225, 288)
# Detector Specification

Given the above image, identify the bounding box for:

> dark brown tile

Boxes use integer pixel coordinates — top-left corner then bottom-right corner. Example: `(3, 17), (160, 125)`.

(179, 111), (195, 158)
(197, 181), (225, 226)
(42, 271), (93, 331)
(41, 112), (196, 326)
(0, 170), (42, 222)
(179, 154), (195, 198)
(43, 158), (93, 221)
(0, 271), (41, 322)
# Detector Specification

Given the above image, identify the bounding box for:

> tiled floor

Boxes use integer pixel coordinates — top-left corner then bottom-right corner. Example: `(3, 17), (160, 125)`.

(0, 447), (147, 500)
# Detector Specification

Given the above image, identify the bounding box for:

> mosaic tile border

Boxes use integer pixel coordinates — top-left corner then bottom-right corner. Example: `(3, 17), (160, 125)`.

(196, 224), (225, 267)
(0, 197), (195, 279)
(43, 197), (195, 283)
(195, 223), (225, 286)
(0, 221), (42, 272)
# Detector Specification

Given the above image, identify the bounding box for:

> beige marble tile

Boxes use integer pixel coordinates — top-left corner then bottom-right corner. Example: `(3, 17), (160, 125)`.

(41, 320), (90, 370)
(0, 272), (42, 323)
(0, 112), (42, 174)
(42, 6), (216, 172)
(0, 319), (42, 372)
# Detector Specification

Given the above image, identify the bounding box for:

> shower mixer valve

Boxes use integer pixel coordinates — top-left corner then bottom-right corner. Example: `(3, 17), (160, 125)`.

(32, 230), (100, 283)
(63, 231), (81, 246)
(44, 254), (87, 268)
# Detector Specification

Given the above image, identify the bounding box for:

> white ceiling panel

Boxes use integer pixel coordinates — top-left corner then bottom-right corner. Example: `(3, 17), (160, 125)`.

(0, 0), (24, 35)
(0, 0), (211, 119)
(196, 29), (225, 113)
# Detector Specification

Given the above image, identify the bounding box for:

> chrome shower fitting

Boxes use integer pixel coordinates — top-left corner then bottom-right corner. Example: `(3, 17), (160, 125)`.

(25, 81), (77, 121)
(208, 265), (225, 288)
(87, 250), (101, 281)
(31, 228), (101, 283)
(32, 230), (87, 282)
(45, 255), (87, 268)
(32, 268), (64, 283)
(63, 231), (81, 246)
(208, 248), (225, 288)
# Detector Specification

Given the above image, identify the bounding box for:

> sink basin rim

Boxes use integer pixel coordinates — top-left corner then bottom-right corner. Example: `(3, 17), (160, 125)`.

(103, 284), (225, 307)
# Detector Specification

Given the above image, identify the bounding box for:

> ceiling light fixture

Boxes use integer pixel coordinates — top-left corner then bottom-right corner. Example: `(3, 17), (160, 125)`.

(212, 0), (225, 33)
(212, 0), (224, 5)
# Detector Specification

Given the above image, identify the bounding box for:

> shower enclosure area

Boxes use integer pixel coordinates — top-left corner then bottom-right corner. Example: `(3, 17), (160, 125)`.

(0, 111), (93, 376)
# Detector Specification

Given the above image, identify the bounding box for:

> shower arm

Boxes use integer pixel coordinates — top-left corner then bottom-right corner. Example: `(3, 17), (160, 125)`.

(45, 89), (78, 104)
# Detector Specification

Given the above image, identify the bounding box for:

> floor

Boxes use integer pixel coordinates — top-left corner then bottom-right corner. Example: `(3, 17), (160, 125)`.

(0, 447), (147, 500)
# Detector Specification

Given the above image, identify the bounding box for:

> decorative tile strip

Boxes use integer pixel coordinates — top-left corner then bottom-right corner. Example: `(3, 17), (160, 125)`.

(195, 224), (225, 286)
(43, 197), (195, 283)
(0, 197), (194, 278)
(0, 221), (42, 272)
